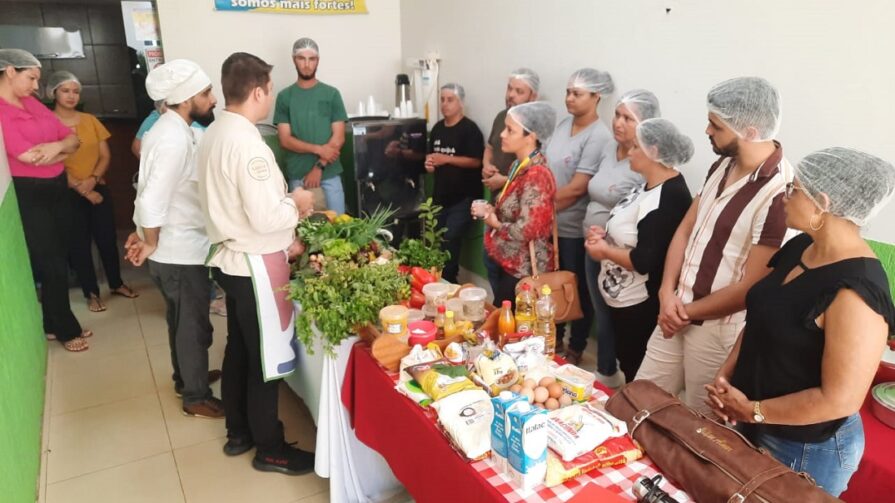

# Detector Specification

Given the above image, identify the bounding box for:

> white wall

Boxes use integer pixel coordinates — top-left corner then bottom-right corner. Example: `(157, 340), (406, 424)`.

(400, 0), (895, 241)
(155, 0), (402, 123)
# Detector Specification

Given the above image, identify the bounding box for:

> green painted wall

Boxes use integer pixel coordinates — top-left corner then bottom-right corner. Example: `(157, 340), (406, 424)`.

(0, 185), (47, 503)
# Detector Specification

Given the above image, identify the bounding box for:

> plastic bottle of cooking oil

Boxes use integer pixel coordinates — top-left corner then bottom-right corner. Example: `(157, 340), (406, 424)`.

(514, 283), (536, 334)
(535, 285), (557, 358)
(444, 310), (462, 339)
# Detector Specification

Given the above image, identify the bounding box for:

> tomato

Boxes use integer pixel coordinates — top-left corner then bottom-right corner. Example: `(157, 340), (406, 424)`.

(409, 291), (426, 309)
(410, 275), (425, 292)
(397, 265), (411, 275)
(399, 299), (411, 308)
(410, 267), (435, 286)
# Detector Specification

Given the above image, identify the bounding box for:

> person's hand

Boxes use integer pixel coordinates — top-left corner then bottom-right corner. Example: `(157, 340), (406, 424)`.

(429, 153), (450, 167)
(584, 235), (609, 260)
(424, 154), (436, 173)
(586, 225), (607, 241)
(470, 201), (494, 220)
(704, 377), (753, 425)
(303, 167), (323, 189)
(25, 142), (64, 165)
(482, 163), (498, 179)
(84, 190), (103, 205)
(123, 232), (155, 266)
(658, 288), (690, 338)
(483, 173), (507, 191)
(78, 176), (97, 195)
(317, 143), (340, 164)
(286, 239), (306, 260)
(291, 188), (315, 216)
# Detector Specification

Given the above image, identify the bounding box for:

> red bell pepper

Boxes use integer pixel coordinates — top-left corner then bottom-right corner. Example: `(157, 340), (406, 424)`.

(409, 291), (426, 309)
(410, 275), (425, 292)
(410, 267), (435, 286)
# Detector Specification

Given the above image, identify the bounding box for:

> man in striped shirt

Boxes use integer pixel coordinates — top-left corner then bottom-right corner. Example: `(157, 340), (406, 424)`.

(635, 77), (792, 413)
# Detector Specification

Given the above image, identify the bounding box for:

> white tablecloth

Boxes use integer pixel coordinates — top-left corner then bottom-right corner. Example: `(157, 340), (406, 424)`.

(286, 335), (403, 503)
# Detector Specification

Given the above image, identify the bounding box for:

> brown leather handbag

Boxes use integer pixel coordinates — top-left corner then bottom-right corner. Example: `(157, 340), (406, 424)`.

(516, 219), (584, 323)
(605, 380), (840, 503)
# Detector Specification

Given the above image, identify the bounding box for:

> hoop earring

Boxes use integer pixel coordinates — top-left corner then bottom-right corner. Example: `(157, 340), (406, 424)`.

(809, 212), (825, 231)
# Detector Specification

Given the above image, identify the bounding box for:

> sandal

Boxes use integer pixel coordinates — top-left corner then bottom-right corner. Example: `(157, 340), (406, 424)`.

(81, 329), (93, 338)
(111, 285), (139, 299)
(46, 333), (57, 341)
(87, 294), (107, 313)
(62, 337), (89, 352)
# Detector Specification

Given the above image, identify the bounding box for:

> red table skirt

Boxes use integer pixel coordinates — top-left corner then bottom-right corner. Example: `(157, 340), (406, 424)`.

(341, 342), (507, 503)
(840, 392), (895, 502)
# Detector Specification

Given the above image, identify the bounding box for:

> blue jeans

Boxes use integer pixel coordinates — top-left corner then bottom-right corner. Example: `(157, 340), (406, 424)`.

(436, 197), (474, 284)
(289, 175), (346, 215)
(584, 255), (617, 375)
(557, 237), (594, 354)
(748, 414), (864, 497)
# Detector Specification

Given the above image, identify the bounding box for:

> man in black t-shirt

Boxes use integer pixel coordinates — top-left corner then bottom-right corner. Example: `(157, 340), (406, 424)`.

(425, 83), (485, 283)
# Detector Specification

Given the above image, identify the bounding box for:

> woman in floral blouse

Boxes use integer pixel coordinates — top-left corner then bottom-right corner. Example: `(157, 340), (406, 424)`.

(472, 101), (557, 304)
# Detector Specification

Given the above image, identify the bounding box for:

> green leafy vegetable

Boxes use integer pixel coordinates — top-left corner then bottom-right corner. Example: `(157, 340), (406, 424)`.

(396, 198), (450, 270)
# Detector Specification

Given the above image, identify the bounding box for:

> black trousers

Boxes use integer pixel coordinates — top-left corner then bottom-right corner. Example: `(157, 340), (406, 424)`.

(608, 296), (660, 383)
(13, 174), (82, 342)
(493, 266), (520, 307)
(556, 237), (595, 353)
(436, 197), (474, 284)
(148, 261), (213, 405)
(68, 184), (124, 298)
(212, 268), (283, 454)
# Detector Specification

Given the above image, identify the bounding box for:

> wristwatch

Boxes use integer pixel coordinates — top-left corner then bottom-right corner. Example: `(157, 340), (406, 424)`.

(752, 401), (765, 423)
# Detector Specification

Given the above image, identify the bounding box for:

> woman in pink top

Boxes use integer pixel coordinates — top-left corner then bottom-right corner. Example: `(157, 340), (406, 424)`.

(0, 49), (91, 351)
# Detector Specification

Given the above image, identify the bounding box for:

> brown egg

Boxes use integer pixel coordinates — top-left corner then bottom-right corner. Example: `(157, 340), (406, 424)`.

(521, 388), (535, 403)
(533, 386), (549, 404)
(538, 376), (556, 387)
(523, 378), (537, 389)
(559, 394), (573, 407)
(509, 384), (523, 394)
(534, 402), (546, 409)
(545, 397), (560, 410)
(547, 382), (563, 399)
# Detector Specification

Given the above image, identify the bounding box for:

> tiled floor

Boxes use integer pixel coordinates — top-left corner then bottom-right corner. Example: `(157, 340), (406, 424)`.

(40, 267), (330, 503)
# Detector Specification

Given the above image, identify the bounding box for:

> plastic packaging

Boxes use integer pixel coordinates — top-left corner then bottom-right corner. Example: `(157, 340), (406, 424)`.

(422, 282), (451, 317)
(433, 389), (494, 460)
(408, 320), (437, 347)
(546, 403), (628, 462)
(514, 283), (536, 334)
(379, 305), (409, 338)
(459, 287), (488, 323)
(407, 309), (426, 322)
(446, 298), (465, 319)
(535, 286), (557, 358)
(555, 364), (596, 402)
(407, 360), (479, 401)
(474, 349), (520, 395)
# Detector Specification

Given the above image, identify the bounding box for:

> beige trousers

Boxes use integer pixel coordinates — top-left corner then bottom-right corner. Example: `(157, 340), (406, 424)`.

(634, 321), (743, 414)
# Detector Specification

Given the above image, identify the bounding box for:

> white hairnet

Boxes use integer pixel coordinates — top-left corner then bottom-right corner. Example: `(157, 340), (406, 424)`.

(292, 37), (319, 56)
(567, 68), (614, 94)
(508, 102), (557, 144)
(145, 59), (211, 105)
(796, 147), (895, 227)
(441, 83), (465, 102)
(0, 48), (40, 71)
(616, 89), (660, 123)
(46, 70), (80, 99)
(508, 67), (540, 94)
(707, 76), (781, 141)
(636, 118), (694, 168)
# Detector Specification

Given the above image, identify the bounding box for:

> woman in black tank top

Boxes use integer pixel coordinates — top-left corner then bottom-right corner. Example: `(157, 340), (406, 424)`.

(705, 148), (895, 496)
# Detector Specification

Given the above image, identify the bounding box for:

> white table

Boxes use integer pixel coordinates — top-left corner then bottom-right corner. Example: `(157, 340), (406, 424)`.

(286, 334), (404, 503)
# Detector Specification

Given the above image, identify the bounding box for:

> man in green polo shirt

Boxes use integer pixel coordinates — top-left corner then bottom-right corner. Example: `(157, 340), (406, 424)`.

(274, 37), (348, 214)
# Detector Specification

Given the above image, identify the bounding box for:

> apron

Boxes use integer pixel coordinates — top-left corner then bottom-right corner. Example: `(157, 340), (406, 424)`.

(245, 251), (299, 381)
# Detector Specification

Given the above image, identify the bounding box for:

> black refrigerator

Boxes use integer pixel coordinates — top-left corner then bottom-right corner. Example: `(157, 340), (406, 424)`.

(348, 117), (427, 245)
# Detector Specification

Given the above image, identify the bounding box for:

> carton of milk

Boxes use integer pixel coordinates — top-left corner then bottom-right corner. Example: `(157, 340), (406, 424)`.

(507, 402), (548, 490)
(491, 391), (528, 473)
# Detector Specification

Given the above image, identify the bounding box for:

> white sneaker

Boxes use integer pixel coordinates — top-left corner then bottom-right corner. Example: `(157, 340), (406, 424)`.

(595, 370), (625, 389)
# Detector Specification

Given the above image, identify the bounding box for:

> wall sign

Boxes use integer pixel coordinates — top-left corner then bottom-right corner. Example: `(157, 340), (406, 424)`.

(214, 0), (367, 15)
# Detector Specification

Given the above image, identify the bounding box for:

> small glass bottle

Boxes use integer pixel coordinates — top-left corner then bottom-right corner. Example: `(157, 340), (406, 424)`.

(433, 304), (446, 339)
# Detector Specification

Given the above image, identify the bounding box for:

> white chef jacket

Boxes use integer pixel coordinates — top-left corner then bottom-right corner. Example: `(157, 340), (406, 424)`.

(133, 111), (210, 265)
(198, 110), (298, 277)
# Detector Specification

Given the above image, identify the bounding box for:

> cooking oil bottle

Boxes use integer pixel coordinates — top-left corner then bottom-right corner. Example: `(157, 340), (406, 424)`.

(534, 285), (557, 358)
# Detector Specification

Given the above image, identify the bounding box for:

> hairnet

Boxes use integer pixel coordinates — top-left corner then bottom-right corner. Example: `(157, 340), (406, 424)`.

(636, 118), (694, 168)
(616, 89), (660, 123)
(0, 48), (41, 71)
(796, 147), (895, 227)
(707, 76), (781, 141)
(507, 102), (557, 144)
(441, 83), (465, 102)
(292, 37), (319, 56)
(145, 59), (211, 105)
(567, 68), (614, 94)
(508, 67), (540, 94)
(46, 70), (80, 99)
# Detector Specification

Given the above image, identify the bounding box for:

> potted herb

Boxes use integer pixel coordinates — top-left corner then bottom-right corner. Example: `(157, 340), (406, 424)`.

(396, 198), (450, 275)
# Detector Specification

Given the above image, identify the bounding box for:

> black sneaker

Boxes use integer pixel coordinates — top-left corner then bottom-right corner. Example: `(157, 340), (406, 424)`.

(175, 369), (223, 397)
(252, 443), (315, 476)
(223, 436), (254, 456)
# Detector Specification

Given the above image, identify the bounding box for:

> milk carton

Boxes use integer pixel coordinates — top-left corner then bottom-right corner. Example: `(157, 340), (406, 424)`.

(491, 391), (528, 473)
(507, 402), (548, 490)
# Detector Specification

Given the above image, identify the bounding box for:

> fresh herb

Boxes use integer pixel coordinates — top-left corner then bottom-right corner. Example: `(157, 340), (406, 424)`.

(396, 198), (450, 270)
(297, 207), (395, 256)
(290, 257), (410, 355)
